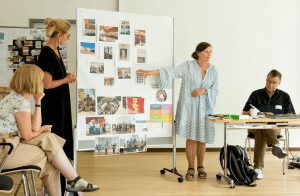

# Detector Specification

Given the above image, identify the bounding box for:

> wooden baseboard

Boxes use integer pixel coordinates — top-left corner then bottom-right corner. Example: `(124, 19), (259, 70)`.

(147, 147), (300, 152)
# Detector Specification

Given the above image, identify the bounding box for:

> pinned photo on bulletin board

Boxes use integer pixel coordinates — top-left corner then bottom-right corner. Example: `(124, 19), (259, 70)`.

(94, 136), (120, 156)
(98, 25), (118, 42)
(83, 19), (96, 36)
(120, 20), (130, 35)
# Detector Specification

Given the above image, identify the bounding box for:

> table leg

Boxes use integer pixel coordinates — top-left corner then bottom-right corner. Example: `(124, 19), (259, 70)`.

(216, 123), (235, 188)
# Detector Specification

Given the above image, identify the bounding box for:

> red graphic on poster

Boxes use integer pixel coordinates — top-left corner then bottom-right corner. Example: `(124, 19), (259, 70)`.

(127, 97), (144, 114)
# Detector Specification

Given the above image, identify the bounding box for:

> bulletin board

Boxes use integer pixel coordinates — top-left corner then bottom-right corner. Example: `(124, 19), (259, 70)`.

(0, 26), (44, 86)
(76, 8), (174, 151)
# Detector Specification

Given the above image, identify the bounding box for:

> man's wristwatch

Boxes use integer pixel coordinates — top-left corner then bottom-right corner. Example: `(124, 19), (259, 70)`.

(204, 89), (208, 95)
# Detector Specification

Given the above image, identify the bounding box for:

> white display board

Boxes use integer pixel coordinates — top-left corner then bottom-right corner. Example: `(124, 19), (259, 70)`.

(0, 27), (44, 86)
(76, 8), (174, 150)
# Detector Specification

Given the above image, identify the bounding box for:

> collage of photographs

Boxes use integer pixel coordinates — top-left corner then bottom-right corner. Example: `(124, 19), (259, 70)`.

(8, 39), (44, 69)
(80, 18), (147, 86)
(7, 38), (68, 70)
(78, 17), (171, 156)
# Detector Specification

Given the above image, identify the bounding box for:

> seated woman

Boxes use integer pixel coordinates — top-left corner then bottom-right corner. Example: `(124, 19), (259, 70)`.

(0, 64), (99, 195)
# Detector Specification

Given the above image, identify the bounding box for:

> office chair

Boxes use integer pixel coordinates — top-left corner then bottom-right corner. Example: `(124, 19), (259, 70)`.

(0, 142), (41, 196)
(244, 129), (289, 175)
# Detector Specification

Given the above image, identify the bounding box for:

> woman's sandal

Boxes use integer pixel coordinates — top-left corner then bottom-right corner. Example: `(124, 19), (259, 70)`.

(66, 176), (99, 192)
(197, 166), (207, 179)
(185, 168), (195, 181)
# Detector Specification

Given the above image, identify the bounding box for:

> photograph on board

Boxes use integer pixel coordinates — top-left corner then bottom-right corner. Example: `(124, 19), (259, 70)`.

(156, 89), (167, 102)
(78, 88), (96, 116)
(83, 18), (96, 36)
(103, 45), (113, 59)
(120, 20), (130, 35)
(111, 116), (135, 134)
(97, 96), (122, 115)
(89, 61), (104, 74)
(104, 77), (115, 86)
(80, 42), (95, 54)
(124, 133), (147, 154)
(98, 25), (118, 42)
(117, 67), (131, 79)
(94, 136), (120, 156)
(134, 29), (146, 46)
(127, 97), (144, 114)
(86, 116), (111, 136)
(118, 43), (130, 61)
(136, 48), (147, 64)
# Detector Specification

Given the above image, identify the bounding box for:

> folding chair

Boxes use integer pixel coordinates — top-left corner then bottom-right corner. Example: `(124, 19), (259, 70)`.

(0, 142), (41, 196)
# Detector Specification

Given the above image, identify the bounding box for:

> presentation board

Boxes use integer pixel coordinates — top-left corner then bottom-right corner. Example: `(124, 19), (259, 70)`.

(76, 8), (174, 151)
(0, 27), (44, 87)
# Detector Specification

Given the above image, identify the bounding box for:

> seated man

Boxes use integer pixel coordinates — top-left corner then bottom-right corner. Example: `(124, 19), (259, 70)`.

(242, 69), (295, 179)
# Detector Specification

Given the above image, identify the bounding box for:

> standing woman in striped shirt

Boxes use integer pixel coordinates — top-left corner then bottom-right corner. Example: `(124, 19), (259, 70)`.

(138, 42), (218, 181)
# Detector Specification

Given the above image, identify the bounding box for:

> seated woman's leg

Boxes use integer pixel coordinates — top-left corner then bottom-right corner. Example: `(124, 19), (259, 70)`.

(3, 140), (61, 195)
(21, 133), (99, 192)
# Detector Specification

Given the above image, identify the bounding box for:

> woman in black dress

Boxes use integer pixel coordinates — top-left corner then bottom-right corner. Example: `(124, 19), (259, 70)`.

(36, 17), (76, 195)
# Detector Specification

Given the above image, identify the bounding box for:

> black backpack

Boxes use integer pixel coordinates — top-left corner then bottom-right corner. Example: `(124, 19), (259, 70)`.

(219, 145), (257, 186)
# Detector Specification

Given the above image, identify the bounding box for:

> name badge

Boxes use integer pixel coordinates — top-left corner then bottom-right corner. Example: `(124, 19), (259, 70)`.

(275, 105), (282, 110)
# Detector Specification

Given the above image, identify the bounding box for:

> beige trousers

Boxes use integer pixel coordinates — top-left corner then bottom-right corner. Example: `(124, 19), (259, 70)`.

(248, 129), (280, 169)
(0, 132), (65, 194)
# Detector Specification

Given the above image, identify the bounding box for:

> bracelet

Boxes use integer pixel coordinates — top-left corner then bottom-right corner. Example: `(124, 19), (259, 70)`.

(35, 104), (41, 107)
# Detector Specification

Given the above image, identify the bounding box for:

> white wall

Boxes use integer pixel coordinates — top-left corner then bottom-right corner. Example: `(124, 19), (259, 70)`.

(0, 0), (118, 27)
(119, 0), (300, 147)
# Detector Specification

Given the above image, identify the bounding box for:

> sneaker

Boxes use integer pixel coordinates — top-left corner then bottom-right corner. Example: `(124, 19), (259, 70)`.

(272, 143), (287, 159)
(254, 168), (263, 180)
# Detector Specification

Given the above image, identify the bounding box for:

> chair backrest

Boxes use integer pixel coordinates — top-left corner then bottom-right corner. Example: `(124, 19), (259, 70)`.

(0, 143), (13, 172)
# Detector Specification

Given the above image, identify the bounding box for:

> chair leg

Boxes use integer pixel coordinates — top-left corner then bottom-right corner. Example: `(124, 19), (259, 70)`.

(245, 137), (252, 164)
(282, 139), (286, 175)
(285, 129), (290, 163)
(30, 171), (38, 196)
(14, 178), (23, 196)
(21, 173), (29, 196)
(25, 171), (33, 196)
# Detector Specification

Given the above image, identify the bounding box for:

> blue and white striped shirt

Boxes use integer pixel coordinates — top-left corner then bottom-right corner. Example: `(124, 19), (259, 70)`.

(159, 60), (218, 143)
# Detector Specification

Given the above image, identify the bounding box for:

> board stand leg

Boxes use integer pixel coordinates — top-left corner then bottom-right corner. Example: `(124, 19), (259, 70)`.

(160, 121), (184, 183)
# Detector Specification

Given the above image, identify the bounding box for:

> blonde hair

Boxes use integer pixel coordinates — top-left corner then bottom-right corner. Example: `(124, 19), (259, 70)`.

(10, 64), (44, 94)
(44, 17), (71, 39)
